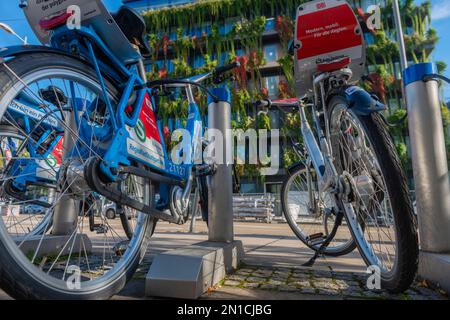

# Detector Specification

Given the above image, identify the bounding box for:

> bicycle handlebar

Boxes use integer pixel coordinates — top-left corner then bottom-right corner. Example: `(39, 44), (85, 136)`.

(213, 61), (240, 77)
(139, 62), (240, 102)
(253, 98), (300, 109)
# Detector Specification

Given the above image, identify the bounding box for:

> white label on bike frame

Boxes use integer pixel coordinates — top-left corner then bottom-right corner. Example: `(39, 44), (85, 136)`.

(8, 100), (59, 128)
(345, 86), (362, 95)
(126, 93), (165, 170)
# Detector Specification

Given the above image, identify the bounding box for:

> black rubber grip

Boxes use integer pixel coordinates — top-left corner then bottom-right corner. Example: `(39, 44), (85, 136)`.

(254, 99), (270, 108)
(214, 62), (240, 76)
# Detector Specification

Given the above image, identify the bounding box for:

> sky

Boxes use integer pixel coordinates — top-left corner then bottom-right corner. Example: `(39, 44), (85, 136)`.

(0, 0), (448, 102)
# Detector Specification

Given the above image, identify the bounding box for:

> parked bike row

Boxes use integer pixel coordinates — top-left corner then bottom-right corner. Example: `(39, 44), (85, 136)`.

(0, 0), (418, 299)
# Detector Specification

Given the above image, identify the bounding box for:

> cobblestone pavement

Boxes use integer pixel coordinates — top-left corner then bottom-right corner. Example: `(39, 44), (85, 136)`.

(1, 221), (448, 300)
(130, 259), (448, 300)
(218, 265), (448, 300)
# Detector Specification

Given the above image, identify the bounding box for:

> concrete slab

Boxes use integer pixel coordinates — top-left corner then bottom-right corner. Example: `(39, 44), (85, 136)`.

(419, 251), (450, 293)
(145, 241), (243, 299)
(16, 234), (92, 258)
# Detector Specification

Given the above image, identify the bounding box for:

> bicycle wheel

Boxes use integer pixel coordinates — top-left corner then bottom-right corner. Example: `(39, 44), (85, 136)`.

(281, 162), (356, 256)
(0, 53), (155, 299)
(328, 95), (418, 293)
(0, 124), (54, 236)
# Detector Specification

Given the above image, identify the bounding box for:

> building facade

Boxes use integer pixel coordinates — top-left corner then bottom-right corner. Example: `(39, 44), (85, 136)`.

(124, 0), (443, 198)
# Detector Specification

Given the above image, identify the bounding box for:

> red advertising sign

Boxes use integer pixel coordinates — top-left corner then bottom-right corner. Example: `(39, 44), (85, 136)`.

(294, 0), (365, 96)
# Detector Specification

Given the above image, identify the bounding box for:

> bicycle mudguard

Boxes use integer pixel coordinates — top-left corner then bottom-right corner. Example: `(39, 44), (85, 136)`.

(340, 86), (386, 116)
(0, 45), (124, 85)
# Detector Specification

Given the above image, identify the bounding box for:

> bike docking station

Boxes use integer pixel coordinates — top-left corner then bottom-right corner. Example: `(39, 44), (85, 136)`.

(403, 62), (450, 292)
(145, 87), (244, 299)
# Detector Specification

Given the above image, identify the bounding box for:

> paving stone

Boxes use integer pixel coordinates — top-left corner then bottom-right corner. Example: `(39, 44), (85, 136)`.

(267, 279), (284, 286)
(333, 279), (350, 290)
(291, 272), (310, 280)
(405, 289), (420, 296)
(260, 283), (279, 291)
(341, 280), (362, 288)
(361, 290), (387, 299)
(227, 274), (246, 281)
(407, 294), (431, 300)
(236, 268), (254, 275)
(242, 282), (260, 289)
(224, 280), (241, 287)
(290, 280), (311, 288)
(298, 286), (317, 295)
(246, 276), (267, 283)
(253, 269), (274, 277)
(313, 281), (341, 292)
(313, 277), (335, 283)
(342, 287), (367, 298)
(414, 286), (444, 299)
(278, 284), (299, 292)
(273, 270), (291, 277)
(271, 275), (289, 283)
(311, 270), (333, 278)
(335, 273), (359, 281)
(273, 267), (291, 274)
(316, 288), (340, 296)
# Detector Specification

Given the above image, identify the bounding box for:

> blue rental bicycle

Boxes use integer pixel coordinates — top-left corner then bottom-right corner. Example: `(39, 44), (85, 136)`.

(0, 90), (140, 239)
(0, 1), (236, 299)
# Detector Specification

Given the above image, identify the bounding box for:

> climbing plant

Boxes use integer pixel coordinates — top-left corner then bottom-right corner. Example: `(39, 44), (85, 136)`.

(142, 0), (442, 180)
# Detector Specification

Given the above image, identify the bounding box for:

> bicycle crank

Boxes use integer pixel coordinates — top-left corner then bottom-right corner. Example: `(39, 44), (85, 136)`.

(84, 157), (182, 224)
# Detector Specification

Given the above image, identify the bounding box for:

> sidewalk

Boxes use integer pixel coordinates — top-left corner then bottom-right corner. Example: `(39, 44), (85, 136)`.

(0, 221), (447, 300)
(114, 221), (447, 300)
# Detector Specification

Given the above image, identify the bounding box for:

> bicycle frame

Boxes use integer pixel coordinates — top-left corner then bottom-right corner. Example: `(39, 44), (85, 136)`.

(296, 68), (386, 196)
(47, 25), (205, 207)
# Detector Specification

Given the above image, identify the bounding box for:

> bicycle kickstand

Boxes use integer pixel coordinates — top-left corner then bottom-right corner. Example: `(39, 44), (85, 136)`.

(302, 212), (344, 267)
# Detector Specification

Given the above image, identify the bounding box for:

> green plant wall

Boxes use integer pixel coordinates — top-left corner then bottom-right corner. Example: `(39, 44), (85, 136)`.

(142, 0), (444, 182)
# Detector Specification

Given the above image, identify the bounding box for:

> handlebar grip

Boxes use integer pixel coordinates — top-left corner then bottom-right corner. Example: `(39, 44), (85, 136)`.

(214, 62), (240, 76)
(254, 99), (270, 108)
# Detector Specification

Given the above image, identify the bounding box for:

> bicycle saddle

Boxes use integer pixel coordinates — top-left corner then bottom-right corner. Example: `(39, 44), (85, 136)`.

(112, 6), (151, 58)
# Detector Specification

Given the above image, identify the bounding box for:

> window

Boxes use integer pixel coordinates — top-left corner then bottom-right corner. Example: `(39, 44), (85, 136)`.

(269, 110), (280, 129)
(264, 76), (280, 98)
(241, 183), (258, 193)
(264, 44), (279, 63)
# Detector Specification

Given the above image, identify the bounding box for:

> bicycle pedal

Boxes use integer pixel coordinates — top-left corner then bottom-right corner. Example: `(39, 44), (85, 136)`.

(307, 233), (325, 246)
(93, 224), (109, 234)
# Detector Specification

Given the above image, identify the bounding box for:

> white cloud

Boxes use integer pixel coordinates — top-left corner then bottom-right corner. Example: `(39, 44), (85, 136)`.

(431, 0), (450, 21)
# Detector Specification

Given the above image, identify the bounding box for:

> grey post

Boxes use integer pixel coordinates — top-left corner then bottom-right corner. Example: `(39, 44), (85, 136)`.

(392, 0), (408, 71)
(404, 63), (450, 291)
(145, 87), (243, 299)
(207, 87), (234, 243)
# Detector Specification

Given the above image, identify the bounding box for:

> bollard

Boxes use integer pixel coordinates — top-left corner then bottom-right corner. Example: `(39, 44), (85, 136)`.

(404, 62), (450, 254)
(404, 63), (450, 291)
(145, 87), (243, 299)
(207, 87), (234, 243)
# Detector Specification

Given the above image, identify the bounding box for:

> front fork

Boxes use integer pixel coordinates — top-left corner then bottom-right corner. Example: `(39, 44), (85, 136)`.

(299, 106), (338, 196)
